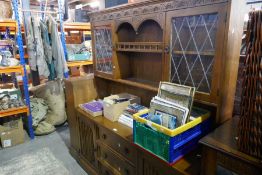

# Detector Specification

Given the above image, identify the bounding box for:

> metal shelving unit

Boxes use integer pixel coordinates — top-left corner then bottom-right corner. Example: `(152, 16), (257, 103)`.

(58, 0), (69, 78)
(0, 0), (71, 140)
(0, 0), (35, 139)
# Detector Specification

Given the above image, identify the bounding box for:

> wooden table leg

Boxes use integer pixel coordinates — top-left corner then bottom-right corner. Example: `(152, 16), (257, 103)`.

(201, 146), (217, 175)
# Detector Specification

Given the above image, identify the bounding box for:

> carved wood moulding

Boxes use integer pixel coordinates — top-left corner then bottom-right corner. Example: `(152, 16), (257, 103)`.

(90, 0), (228, 22)
(115, 12), (165, 32)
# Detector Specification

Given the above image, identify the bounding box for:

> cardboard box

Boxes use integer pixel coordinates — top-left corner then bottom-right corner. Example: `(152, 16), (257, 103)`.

(0, 118), (25, 148)
(103, 93), (140, 122)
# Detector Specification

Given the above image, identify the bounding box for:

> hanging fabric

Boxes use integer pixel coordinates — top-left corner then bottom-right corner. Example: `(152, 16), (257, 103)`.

(26, 16), (50, 78)
(39, 20), (55, 80)
(48, 15), (68, 79)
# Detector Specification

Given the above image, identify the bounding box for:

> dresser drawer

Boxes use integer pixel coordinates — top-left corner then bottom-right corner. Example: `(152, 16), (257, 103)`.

(99, 126), (137, 164)
(98, 142), (136, 175)
(99, 162), (116, 175)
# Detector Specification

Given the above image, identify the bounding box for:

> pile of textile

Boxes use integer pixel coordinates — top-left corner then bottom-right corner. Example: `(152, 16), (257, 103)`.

(30, 79), (67, 135)
(26, 16), (68, 80)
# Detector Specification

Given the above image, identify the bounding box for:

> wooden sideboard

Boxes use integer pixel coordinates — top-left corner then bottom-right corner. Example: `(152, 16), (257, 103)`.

(72, 107), (202, 175)
(200, 117), (262, 175)
(90, 0), (246, 124)
(66, 0), (248, 174)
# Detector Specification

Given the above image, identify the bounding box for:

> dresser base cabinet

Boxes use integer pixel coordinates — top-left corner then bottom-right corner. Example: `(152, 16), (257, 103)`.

(71, 108), (202, 175)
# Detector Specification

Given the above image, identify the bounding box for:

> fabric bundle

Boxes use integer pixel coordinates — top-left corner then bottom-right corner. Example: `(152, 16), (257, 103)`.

(30, 79), (67, 135)
(238, 10), (262, 159)
(26, 16), (68, 79)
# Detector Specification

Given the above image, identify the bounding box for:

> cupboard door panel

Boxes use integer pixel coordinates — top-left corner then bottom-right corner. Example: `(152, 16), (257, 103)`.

(165, 4), (227, 104)
(78, 113), (97, 168)
(94, 26), (113, 74)
(170, 13), (218, 93)
(92, 20), (119, 79)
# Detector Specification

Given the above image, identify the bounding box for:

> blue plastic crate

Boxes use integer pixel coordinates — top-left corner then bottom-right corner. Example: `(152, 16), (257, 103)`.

(133, 108), (211, 164)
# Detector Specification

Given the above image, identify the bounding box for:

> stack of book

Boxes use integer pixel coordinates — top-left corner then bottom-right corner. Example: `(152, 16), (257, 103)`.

(118, 103), (148, 128)
(79, 100), (103, 117)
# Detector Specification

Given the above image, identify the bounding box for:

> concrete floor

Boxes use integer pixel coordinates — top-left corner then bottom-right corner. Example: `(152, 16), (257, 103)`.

(0, 123), (87, 175)
(0, 123), (236, 175)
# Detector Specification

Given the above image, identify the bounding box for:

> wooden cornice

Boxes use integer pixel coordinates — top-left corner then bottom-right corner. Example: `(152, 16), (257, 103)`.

(89, 0), (228, 22)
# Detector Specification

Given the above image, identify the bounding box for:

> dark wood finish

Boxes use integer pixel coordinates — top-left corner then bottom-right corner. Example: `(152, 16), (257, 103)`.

(68, 0), (247, 174)
(90, 0), (245, 124)
(97, 141), (136, 175)
(75, 107), (203, 175)
(137, 147), (202, 175)
(115, 19), (164, 85)
(98, 160), (118, 175)
(98, 127), (137, 164)
(200, 117), (262, 175)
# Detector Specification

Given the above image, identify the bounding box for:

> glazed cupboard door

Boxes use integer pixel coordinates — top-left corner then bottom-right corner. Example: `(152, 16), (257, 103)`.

(165, 4), (227, 104)
(92, 21), (117, 79)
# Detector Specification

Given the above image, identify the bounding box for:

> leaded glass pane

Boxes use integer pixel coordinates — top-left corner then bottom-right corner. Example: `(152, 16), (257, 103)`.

(94, 28), (113, 74)
(170, 13), (218, 93)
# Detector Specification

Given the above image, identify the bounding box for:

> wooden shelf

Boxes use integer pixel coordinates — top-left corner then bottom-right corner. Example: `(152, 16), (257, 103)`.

(67, 60), (93, 67)
(118, 78), (159, 92)
(0, 65), (24, 75)
(95, 74), (158, 92)
(0, 106), (29, 118)
(173, 50), (215, 56)
(115, 42), (163, 53)
(63, 22), (91, 31)
(0, 20), (17, 32)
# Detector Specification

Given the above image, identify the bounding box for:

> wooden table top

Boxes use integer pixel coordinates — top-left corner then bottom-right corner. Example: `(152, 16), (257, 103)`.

(200, 117), (262, 167)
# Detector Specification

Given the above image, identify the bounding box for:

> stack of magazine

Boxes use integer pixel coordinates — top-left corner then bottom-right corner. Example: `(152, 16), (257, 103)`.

(148, 82), (195, 129)
(79, 100), (103, 117)
(118, 103), (148, 128)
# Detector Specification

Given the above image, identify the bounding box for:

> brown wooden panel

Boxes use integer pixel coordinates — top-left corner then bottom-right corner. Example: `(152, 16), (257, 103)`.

(135, 20), (163, 42)
(115, 18), (164, 87)
(116, 22), (136, 42)
(98, 141), (136, 175)
(98, 162), (116, 175)
(65, 75), (98, 153)
(98, 126), (137, 165)
(78, 113), (97, 168)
